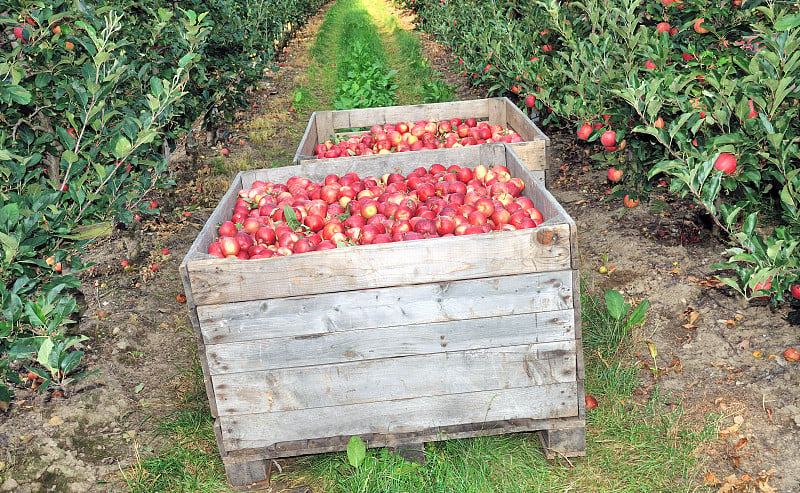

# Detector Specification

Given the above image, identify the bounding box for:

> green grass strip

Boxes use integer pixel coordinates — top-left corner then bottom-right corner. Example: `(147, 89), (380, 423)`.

(360, 0), (454, 105)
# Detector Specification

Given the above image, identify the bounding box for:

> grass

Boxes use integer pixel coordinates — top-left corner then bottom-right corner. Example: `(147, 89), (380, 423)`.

(309, 0), (452, 111)
(360, 0), (454, 104)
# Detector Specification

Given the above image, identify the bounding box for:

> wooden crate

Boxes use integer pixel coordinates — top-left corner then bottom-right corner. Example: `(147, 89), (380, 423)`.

(181, 144), (584, 490)
(293, 97), (552, 186)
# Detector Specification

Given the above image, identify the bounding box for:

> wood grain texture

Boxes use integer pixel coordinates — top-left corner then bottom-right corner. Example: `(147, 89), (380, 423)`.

(213, 340), (577, 415)
(217, 381), (578, 451)
(205, 310), (574, 376)
(218, 416), (585, 462)
(197, 271), (574, 344)
(186, 223), (572, 305)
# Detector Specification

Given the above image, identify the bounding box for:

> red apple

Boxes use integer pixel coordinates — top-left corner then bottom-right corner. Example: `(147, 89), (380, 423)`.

(607, 167), (623, 182)
(783, 348), (800, 362)
(218, 220), (238, 237)
(219, 236), (240, 257)
(714, 153), (737, 174)
(623, 195), (640, 208)
(693, 18), (709, 34)
(600, 130), (616, 147)
(576, 124), (592, 140)
(585, 395), (598, 410)
(790, 284), (800, 300)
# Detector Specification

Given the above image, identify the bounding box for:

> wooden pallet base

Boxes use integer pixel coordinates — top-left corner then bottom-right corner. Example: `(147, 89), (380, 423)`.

(217, 418), (586, 489)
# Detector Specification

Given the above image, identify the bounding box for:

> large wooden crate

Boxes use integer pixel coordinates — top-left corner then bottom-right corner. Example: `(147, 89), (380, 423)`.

(181, 144), (584, 489)
(293, 97), (552, 186)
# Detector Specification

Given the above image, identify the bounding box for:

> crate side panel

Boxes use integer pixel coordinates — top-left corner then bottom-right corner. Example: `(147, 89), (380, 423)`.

(182, 172), (244, 265)
(295, 114), (320, 161)
(206, 309), (575, 375)
(217, 381), (578, 452)
(213, 340), (576, 415)
(197, 270), (573, 344)
(187, 224), (573, 305)
(506, 101), (549, 142)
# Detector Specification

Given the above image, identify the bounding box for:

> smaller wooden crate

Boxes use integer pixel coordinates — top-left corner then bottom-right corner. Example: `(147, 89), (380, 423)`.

(181, 144), (583, 490)
(293, 97), (552, 185)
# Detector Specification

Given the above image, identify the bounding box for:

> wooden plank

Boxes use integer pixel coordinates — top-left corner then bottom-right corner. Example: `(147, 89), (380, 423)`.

(315, 111), (334, 147)
(206, 309), (575, 375)
(509, 140), (547, 172)
(222, 416), (586, 460)
(197, 271), (574, 345)
(186, 222), (573, 305)
(506, 101), (548, 142)
(217, 381), (578, 451)
(487, 97), (507, 126)
(213, 341), (577, 415)
(296, 115), (318, 159)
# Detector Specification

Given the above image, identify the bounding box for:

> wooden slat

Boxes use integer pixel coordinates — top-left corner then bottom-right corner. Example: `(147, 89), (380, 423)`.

(205, 309), (575, 375)
(506, 101), (548, 142)
(179, 173), (245, 418)
(509, 140), (547, 173)
(197, 271), (574, 345)
(186, 222), (572, 305)
(217, 381), (578, 451)
(219, 416), (585, 462)
(296, 115), (318, 158)
(213, 341), (577, 415)
(315, 111), (334, 147)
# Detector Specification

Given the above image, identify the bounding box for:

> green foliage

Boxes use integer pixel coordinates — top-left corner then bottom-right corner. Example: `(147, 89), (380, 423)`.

(335, 42), (399, 109)
(0, 0), (325, 404)
(401, 0), (800, 303)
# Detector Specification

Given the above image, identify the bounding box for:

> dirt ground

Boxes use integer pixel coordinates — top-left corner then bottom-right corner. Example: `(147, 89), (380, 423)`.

(1, 3), (799, 492)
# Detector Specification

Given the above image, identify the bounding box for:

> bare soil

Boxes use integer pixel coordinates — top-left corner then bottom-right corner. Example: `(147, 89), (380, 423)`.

(1, 3), (798, 493)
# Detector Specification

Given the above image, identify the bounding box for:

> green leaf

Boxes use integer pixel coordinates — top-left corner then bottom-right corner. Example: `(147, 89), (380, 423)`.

(774, 14), (800, 31)
(37, 338), (56, 372)
(284, 205), (301, 230)
(628, 300), (649, 327)
(60, 350), (84, 376)
(59, 221), (113, 240)
(346, 436), (366, 468)
(0, 232), (19, 264)
(113, 135), (132, 159)
(605, 289), (626, 320)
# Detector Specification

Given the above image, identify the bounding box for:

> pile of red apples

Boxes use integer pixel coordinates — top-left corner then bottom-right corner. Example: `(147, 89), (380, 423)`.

(208, 163), (544, 259)
(314, 118), (525, 159)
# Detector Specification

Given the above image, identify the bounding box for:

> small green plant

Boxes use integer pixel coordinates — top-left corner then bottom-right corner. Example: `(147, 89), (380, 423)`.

(346, 435), (367, 468)
(335, 42), (399, 109)
(605, 289), (649, 332)
(420, 78), (455, 104)
(23, 335), (99, 390)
